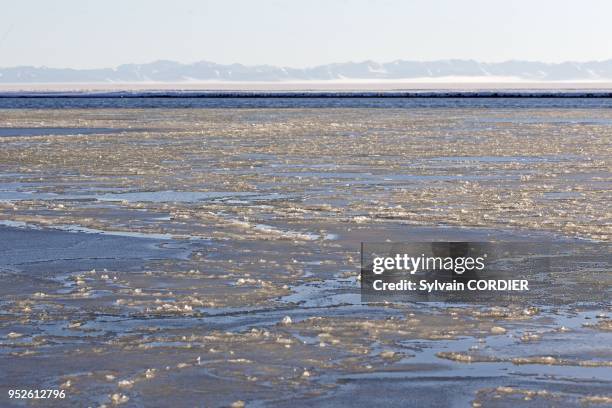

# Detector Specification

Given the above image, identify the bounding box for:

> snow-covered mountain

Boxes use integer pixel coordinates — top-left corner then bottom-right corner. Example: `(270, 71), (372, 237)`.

(2, 59), (612, 83)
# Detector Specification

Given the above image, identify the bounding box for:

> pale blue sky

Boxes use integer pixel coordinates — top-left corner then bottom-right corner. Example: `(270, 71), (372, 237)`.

(1, 0), (611, 68)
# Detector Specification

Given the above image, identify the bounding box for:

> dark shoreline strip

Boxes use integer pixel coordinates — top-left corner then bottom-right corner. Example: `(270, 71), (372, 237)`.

(1, 91), (612, 98)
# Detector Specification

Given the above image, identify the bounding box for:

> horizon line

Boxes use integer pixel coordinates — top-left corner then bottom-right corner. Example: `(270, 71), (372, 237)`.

(4, 57), (612, 71)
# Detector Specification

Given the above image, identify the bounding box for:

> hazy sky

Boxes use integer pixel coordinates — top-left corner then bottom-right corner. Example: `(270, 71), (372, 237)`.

(2, 0), (611, 68)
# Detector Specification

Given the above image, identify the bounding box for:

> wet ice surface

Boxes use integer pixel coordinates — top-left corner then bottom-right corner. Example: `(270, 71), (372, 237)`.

(0, 127), (144, 138)
(0, 106), (610, 407)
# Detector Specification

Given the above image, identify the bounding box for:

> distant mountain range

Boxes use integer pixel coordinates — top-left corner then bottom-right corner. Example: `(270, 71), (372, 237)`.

(2, 59), (612, 83)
